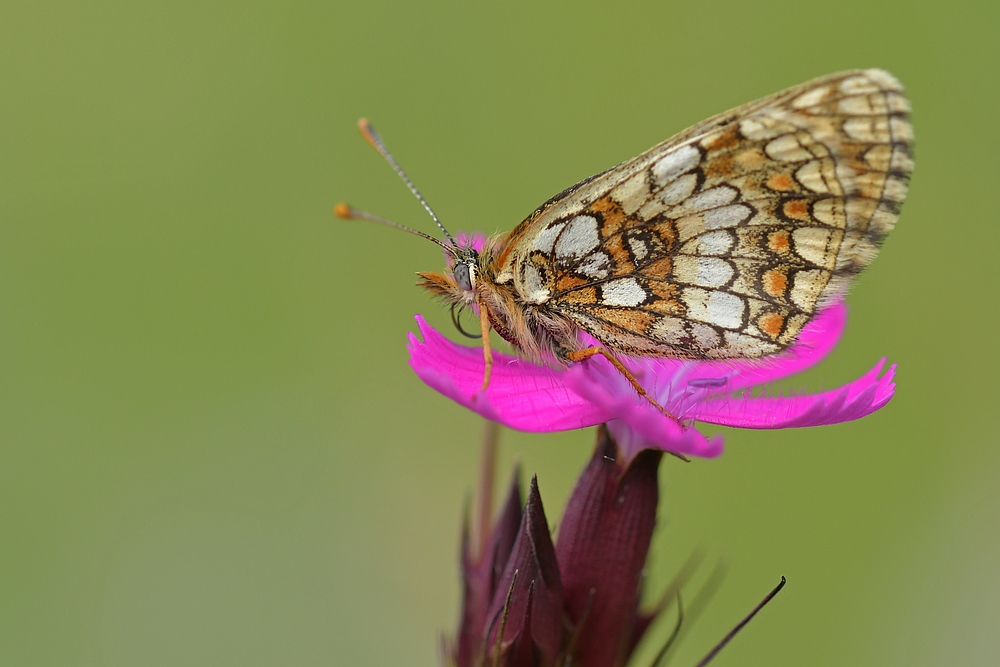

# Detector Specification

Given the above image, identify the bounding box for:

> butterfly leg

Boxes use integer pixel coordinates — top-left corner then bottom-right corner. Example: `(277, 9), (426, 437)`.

(478, 303), (494, 391)
(565, 346), (685, 428)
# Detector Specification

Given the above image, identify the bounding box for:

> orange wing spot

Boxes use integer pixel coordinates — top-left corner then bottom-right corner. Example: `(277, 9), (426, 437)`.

(591, 196), (617, 213)
(643, 256), (674, 278)
(758, 312), (785, 339)
(558, 285), (597, 304)
(605, 236), (633, 269)
(703, 154), (734, 178)
(766, 173), (796, 191)
(590, 196), (630, 238)
(702, 126), (741, 151)
(654, 221), (677, 248)
(734, 147), (767, 170)
(590, 307), (659, 333)
(649, 279), (679, 298)
(782, 199), (810, 221)
(648, 282), (684, 314)
(768, 230), (791, 254)
(762, 269), (788, 298)
(555, 274), (589, 291)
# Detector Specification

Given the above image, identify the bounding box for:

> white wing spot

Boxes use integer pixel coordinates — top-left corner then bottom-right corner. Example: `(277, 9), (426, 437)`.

(811, 198), (841, 227)
(791, 86), (831, 109)
(705, 291), (744, 329)
(795, 160), (831, 193)
(652, 144), (700, 186)
(890, 116), (914, 142)
(627, 236), (649, 261)
(838, 94), (879, 116)
(657, 173), (698, 206)
(674, 256), (734, 288)
(554, 215), (600, 259)
(739, 116), (794, 141)
(704, 204), (752, 229)
(532, 221), (566, 253)
(601, 278), (648, 307)
(494, 268), (514, 285)
(691, 323), (721, 349)
(521, 263), (549, 304)
(684, 287), (745, 329)
(840, 75), (881, 96)
(673, 185), (738, 215)
(883, 175), (908, 203)
(765, 134), (813, 162)
(691, 230), (734, 255)
(723, 330), (778, 356)
(613, 171), (651, 215)
(890, 145), (914, 172)
(651, 316), (686, 345)
(790, 269), (827, 310)
(577, 251), (610, 279)
(843, 117), (890, 143)
(792, 227), (836, 268)
(676, 205), (751, 243)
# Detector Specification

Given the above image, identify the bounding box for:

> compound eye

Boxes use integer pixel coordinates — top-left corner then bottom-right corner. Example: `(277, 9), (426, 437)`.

(453, 261), (474, 291)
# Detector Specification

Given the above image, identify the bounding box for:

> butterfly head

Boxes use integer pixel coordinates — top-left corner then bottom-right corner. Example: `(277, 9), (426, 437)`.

(452, 255), (476, 293)
(448, 238), (485, 294)
(340, 118), (511, 343)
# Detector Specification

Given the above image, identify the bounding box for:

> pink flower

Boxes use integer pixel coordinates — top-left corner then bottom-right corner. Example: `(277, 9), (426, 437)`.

(408, 299), (895, 459)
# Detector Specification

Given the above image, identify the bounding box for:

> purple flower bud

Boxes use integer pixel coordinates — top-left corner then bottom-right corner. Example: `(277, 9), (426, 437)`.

(455, 468), (523, 667)
(556, 426), (661, 667)
(449, 427), (675, 667)
(484, 476), (564, 666)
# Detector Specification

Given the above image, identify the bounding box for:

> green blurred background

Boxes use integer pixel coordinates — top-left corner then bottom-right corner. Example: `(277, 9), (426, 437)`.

(2, 1), (998, 665)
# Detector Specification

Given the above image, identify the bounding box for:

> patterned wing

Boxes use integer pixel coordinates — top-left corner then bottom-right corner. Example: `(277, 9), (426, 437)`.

(496, 69), (913, 358)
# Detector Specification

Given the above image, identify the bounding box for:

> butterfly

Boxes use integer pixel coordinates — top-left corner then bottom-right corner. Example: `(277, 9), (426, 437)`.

(337, 69), (913, 419)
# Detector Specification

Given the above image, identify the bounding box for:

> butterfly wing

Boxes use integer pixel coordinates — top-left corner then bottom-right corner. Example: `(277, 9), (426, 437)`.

(495, 69), (913, 358)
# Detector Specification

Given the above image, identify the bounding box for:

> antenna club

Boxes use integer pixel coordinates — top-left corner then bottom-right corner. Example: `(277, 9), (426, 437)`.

(357, 118), (379, 150)
(349, 118), (458, 248)
(333, 202), (354, 219)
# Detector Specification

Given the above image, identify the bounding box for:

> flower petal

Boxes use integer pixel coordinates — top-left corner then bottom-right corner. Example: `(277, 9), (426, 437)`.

(408, 302), (892, 456)
(408, 316), (611, 431)
(694, 359), (896, 428)
(565, 356), (725, 459)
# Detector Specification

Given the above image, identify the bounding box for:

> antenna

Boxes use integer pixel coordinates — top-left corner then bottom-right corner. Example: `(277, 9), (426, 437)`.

(334, 202), (456, 255)
(354, 118), (458, 248)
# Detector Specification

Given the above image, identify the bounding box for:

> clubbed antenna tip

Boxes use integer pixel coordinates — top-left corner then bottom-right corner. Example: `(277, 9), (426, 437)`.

(353, 118), (458, 248)
(333, 202), (353, 219)
(333, 201), (456, 256)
